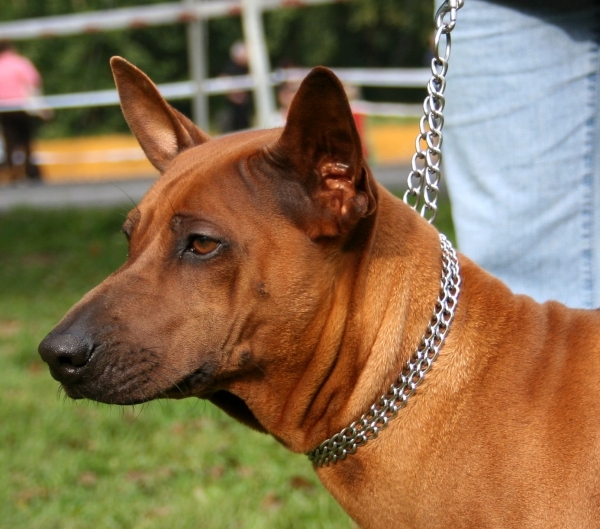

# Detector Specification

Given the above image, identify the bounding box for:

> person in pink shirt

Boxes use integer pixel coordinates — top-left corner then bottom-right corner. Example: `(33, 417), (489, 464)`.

(0, 40), (46, 181)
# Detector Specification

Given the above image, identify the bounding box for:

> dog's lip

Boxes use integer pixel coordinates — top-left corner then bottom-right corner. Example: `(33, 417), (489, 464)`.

(48, 363), (81, 382)
(60, 383), (86, 400)
(162, 366), (216, 400)
(55, 357), (218, 404)
(61, 381), (175, 406)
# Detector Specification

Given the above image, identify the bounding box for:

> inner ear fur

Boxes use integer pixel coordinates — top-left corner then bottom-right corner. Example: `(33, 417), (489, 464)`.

(270, 67), (377, 238)
(110, 56), (210, 173)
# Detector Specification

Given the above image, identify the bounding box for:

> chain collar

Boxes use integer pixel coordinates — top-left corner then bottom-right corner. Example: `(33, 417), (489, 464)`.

(307, 233), (461, 467)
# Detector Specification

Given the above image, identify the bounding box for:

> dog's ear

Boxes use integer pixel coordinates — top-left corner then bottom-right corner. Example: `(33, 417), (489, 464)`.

(269, 67), (376, 238)
(110, 56), (210, 173)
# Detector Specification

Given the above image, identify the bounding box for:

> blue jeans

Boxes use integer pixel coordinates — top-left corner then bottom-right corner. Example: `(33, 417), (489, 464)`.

(435, 0), (600, 307)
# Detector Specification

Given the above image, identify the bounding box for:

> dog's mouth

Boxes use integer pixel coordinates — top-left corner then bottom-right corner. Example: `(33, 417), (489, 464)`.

(58, 363), (218, 406)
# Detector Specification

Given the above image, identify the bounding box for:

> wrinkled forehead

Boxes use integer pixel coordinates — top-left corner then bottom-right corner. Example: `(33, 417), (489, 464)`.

(135, 128), (280, 223)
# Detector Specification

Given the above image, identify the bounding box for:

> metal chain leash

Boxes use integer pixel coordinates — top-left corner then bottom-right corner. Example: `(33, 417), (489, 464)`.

(403, 0), (464, 223)
(307, 233), (461, 467)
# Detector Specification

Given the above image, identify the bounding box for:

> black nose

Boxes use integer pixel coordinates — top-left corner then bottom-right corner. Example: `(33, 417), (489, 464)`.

(38, 332), (94, 381)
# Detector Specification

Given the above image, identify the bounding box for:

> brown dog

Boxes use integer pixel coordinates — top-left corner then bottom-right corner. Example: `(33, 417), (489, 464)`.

(38, 57), (600, 528)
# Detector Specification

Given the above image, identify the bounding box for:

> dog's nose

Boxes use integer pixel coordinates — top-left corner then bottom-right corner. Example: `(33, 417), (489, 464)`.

(38, 332), (94, 380)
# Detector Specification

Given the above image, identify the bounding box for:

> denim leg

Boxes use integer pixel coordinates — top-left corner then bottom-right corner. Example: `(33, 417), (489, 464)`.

(435, 0), (600, 307)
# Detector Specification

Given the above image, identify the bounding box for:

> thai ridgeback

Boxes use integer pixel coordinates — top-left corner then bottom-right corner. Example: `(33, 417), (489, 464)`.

(38, 57), (600, 528)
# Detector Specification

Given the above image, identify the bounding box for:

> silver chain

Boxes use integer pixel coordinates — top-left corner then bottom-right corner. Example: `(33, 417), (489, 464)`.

(307, 233), (461, 467)
(403, 0), (464, 223)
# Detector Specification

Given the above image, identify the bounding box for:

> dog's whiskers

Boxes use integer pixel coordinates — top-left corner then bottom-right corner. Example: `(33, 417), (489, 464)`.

(111, 184), (140, 212)
(141, 355), (186, 396)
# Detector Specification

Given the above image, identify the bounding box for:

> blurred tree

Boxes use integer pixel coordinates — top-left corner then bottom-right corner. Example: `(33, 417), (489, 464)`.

(266, 0), (432, 68)
(0, 0), (432, 137)
(264, 0), (433, 104)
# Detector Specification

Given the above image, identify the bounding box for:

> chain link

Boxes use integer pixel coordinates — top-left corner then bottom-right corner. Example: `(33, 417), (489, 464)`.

(307, 234), (461, 467)
(403, 0), (464, 223)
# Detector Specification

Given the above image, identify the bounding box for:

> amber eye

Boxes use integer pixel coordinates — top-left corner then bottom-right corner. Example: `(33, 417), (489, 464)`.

(190, 236), (219, 255)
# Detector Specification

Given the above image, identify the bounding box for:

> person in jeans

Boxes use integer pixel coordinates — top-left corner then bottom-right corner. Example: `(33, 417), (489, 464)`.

(436, 0), (599, 308)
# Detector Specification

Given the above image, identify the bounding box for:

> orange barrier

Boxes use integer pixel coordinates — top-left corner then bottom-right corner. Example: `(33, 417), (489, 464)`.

(29, 123), (418, 183)
(33, 135), (157, 183)
(367, 123), (419, 166)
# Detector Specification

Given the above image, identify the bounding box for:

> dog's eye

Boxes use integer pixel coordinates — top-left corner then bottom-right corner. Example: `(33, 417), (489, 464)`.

(189, 236), (219, 256)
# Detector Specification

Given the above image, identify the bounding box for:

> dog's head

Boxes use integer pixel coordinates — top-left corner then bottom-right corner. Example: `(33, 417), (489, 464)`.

(38, 58), (378, 445)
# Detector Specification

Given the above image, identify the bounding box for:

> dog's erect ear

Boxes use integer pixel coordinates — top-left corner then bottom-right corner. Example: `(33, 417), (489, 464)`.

(110, 56), (210, 173)
(270, 67), (376, 238)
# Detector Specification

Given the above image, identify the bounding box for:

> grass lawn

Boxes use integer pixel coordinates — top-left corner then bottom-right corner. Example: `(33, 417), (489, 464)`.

(0, 198), (454, 528)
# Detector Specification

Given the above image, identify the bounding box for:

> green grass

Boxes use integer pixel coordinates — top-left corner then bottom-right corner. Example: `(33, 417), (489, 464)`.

(430, 196), (455, 244)
(0, 200), (454, 528)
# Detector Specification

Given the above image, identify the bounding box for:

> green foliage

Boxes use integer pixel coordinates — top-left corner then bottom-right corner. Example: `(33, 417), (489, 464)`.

(266, 0), (432, 68)
(1, 0), (433, 137)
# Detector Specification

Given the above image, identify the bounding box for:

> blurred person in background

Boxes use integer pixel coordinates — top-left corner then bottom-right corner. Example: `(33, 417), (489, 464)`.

(273, 79), (299, 126)
(0, 40), (51, 182)
(219, 40), (253, 132)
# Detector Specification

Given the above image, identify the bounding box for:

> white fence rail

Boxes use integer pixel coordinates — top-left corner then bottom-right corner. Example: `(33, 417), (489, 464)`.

(0, 68), (428, 118)
(0, 0), (429, 129)
(0, 0), (347, 127)
(0, 0), (337, 40)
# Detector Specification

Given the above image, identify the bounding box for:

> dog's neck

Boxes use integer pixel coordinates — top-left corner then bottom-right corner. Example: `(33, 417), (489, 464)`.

(301, 189), (443, 448)
(227, 187), (446, 453)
